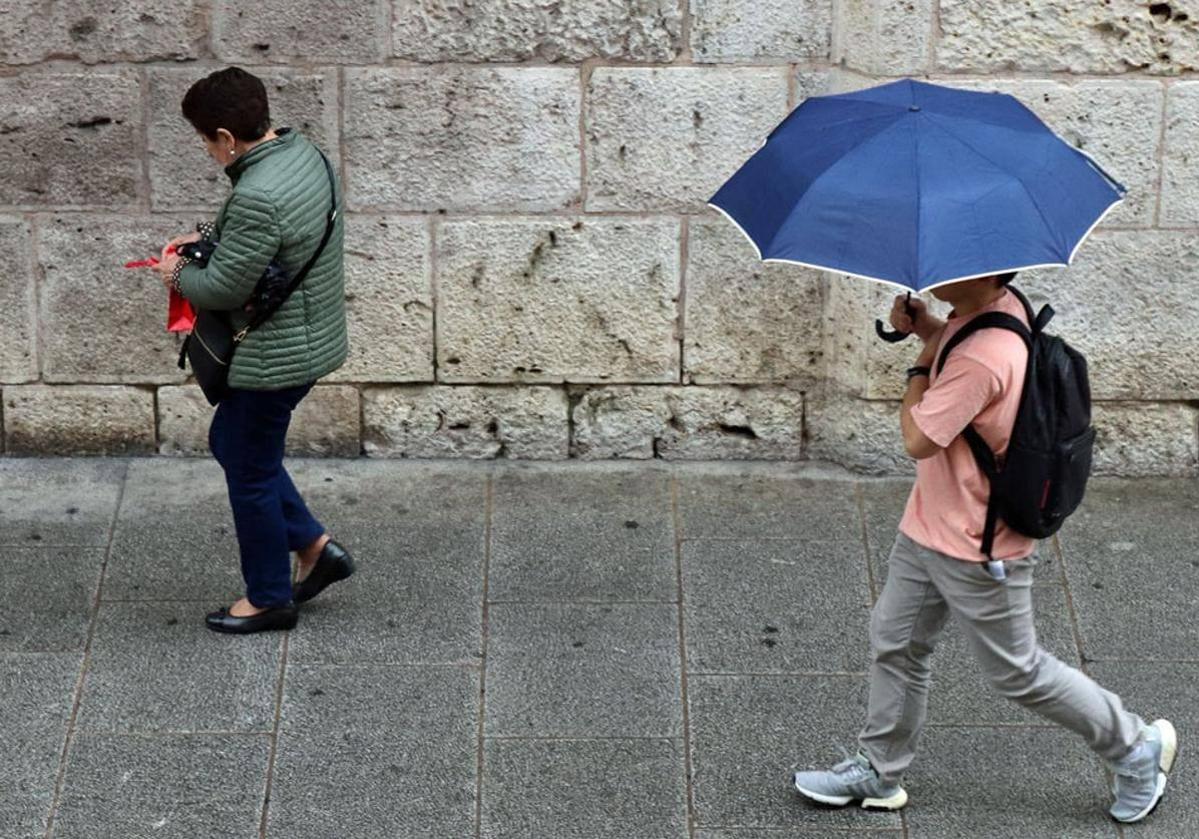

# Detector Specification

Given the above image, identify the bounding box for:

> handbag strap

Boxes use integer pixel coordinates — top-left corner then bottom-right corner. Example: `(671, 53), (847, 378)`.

(235, 151), (338, 342)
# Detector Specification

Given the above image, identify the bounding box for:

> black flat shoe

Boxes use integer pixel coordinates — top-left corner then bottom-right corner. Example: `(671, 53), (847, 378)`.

(205, 604), (298, 635)
(294, 540), (355, 603)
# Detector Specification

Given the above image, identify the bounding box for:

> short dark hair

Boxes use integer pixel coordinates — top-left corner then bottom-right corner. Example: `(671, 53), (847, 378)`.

(996, 271), (1018, 286)
(182, 67), (270, 142)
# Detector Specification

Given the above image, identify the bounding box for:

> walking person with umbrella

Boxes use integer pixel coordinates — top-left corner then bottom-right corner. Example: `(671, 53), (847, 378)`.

(711, 79), (1177, 824)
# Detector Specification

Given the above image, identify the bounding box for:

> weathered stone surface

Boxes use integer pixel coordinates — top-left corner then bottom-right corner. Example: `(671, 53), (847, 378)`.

(1162, 80), (1199, 226)
(586, 68), (790, 212)
(392, 0), (682, 61)
(0, 218), (36, 383)
(1029, 231), (1199, 400)
(437, 219), (679, 384)
(792, 69), (834, 106)
(805, 394), (911, 475)
(4, 386), (154, 455)
(939, 79), (1163, 226)
(938, 0), (1199, 75)
(838, 0), (934, 75)
(345, 68), (580, 211)
(158, 385), (362, 457)
(147, 68), (339, 211)
(0, 71), (140, 207)
(0, 1), (205, 64)
(571, 386), (804, 460)
(691, 0), (831, 61)
(212, 0), (388, 63)
(1092, 402), (1199, 477)
(37, 215), (187, 384)
(363, 385), (568, 459)
(325, 216), (432, 383)
(685, 217), (823, 385)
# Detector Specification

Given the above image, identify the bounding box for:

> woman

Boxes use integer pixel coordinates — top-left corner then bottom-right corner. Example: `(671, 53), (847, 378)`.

(154, 67), (355, 634)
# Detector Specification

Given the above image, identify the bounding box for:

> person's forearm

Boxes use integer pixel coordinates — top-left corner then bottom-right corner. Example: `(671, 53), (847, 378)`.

(900, 376), (932, 457)
(915, 316), (946, 343)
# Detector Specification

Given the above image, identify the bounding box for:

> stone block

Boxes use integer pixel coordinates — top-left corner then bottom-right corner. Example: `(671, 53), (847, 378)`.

(345, 67), (580, 211)
(685, 217), (823, 385)
(437, 218), (679, 384)
(147, 68), (339, 211)
(157, 385), (362, 457)
(38, 215), (188, 384)
(0, 71), (140, 207)
(481, 739), (688, 839)
(690, 0), (831, 61)
(325, 216), (432, 383)
(0, 1), (205, 64)
(1162, 80), (1199, 226)
(585, 68), (790, 212)
(0, 218), (36, 383)
(1092, 402), (1199, 477)
(1030, 231), (1199, 400)
(837, 0), (934, 75)
(363, 385), (568, 459)
(484, 603), (681, 738)
(936, 78), (1163, 227)
(212, 0), (388, 63)
(804, 394), (910, 476)
(392, 0), (681, 61)
(792, 68), (835, 106)
(571, 386), (804, 460)
(53, 734), (269, 839)
(4, 386), (154, 456)
(937, 0), (1199, 75)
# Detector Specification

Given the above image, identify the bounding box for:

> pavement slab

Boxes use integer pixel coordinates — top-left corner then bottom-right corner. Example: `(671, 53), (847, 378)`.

(0, 547), (104, 652)
(0, 459), (125, 547)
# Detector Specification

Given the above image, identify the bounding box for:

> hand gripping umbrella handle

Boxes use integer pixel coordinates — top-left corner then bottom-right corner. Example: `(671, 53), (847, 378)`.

(875, 292), (914, 343)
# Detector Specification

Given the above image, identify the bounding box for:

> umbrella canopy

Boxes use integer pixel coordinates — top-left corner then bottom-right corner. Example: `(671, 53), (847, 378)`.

(709, 79), (1125, 293)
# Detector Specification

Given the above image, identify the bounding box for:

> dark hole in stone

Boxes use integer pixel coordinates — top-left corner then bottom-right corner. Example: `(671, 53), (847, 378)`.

(763, 625), (779, 633)
(1149, 2), (1172, 20)
(692, 109), (703, 128)
(449, 422), (471, 430)
(572, 641), (584, 648)
(0, 630), (9, 636)
(718, 423), (758, 440)
(324, 476), (334, 482)
(1092, 581), (1104, 589)
(624, 520), (639, 529)
(618, 144), (627, 160)
(486, 419), (499, 435)
(68, 117), (112, 130)
(572, 221), (583, 231)
(447, 356), (461, 364)
(68, 17), (97, 39)
(311, 688), (324, 696)
(386, 618), (397, 628)
(253, 43), (271, 51)
(166, 617), (178, 626)
(761, 637), (778, 648)
(66, 506), (79, 514)
(548, 230), (558, 246)
(138, 13), (156, 23)
(1175, 11), (1189, 21)
(29, 533), (42, 541)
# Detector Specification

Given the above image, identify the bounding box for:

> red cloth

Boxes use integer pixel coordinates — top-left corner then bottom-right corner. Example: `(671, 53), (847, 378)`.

(124, 256), (196, 333)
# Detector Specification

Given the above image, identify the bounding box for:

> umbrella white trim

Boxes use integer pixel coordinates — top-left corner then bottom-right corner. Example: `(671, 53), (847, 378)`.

(706, 195), (1123, 294)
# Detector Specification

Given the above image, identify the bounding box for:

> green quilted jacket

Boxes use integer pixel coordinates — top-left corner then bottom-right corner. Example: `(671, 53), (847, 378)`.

(179, 129), (348, 390)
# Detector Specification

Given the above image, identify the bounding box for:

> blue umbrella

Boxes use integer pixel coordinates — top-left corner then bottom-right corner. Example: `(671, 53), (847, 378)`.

(710, 79), (1124, 336)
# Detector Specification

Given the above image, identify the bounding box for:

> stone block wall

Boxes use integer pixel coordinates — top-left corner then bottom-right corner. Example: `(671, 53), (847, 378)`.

(1, 1), (1196, 475)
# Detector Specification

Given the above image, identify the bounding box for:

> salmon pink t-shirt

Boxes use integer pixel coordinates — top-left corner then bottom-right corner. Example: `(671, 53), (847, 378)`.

(899, 289), (1036, 563)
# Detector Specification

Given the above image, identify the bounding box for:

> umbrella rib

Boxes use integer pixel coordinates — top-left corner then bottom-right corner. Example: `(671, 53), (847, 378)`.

(921, 114), (1066, 261)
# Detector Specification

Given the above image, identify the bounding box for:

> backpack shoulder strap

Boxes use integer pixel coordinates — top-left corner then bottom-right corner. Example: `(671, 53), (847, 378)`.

(935, 312), (1031, 375)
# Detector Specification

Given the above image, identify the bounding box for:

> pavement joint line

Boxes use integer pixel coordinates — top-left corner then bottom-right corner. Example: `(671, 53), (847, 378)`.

(484, 735), (683, 742)
(486, 599), (679, 606)
(256, 629), (290, 839)
(473, 473), (494, 839)
(1052, 534), (1093, 673)
(65, 730), (274, 738)
(687, 671), (870, 678)
(925, 722), (1056, 730)
(671, 475), (699, 839)
(42, 460), (129, 839)
(854, 484), (881, 605)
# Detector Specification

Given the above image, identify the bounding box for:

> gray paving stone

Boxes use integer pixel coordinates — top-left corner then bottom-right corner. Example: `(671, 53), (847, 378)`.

(77, 601), (281, 733)
(53, 734), (269, 839)
(1058, 479), (1199, 660)
(105, 459), (243, 601)
(1086, 661), (1197, 838)
(485, 603), (681, 738)
(481, 738), (687, 839)
(489, 468), (675, 603)
(697, 831), (901, 838)
(269, 663), (477, 839)
(0, 653), (79, 839)
(688, 674), (898, 830)
(0, 459), (125, 546)
(0, 547), (103, 653)
(904, 727), (1118, 838)
(677, 473), (863, 543)
(683, 539), (871, 674)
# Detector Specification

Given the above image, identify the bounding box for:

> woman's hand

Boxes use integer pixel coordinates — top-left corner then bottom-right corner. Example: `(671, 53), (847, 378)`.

(153, 252), (182, 291)
(162, 231), (201, 264)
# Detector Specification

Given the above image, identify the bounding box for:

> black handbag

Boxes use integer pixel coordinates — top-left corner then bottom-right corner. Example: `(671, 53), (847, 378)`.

(179, 152), (338, 406)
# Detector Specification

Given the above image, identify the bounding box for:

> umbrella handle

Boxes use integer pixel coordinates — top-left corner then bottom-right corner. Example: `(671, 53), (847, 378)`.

(874, 293), (915, 343)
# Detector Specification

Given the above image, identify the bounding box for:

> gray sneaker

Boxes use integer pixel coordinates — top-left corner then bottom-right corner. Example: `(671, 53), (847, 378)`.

(793, 750), (908, 811)
(1109, 719), (1178, 824)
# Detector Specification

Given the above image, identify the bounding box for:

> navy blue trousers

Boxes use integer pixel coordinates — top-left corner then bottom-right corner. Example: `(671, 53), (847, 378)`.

(208, 383), (325, 608)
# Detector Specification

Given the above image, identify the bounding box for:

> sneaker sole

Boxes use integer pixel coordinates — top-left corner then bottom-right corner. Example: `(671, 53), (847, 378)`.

(1113, 718), (1178, 825)
(793, 779), (909, 811)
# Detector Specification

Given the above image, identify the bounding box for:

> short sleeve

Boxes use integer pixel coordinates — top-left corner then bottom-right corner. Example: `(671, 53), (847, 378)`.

(910, 356), (1002, 448)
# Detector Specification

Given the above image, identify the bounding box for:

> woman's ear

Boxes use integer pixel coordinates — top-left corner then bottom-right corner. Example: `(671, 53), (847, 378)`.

(215, 128), (237, 155)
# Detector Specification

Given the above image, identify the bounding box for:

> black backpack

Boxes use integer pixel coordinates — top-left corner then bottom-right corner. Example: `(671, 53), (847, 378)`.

(935, 286), (1096, 559)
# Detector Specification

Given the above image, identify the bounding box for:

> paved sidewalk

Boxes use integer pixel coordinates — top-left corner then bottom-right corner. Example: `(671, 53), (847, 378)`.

(1, 458), (1195, 839)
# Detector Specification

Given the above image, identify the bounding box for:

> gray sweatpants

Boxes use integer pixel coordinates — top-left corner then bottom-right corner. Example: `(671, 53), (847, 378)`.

(858, 533), (1143, 785)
